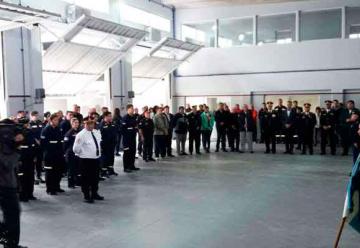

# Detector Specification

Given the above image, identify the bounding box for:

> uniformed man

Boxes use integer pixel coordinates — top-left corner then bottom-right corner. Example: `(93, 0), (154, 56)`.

(187, 105), (202, 155)
(300, 103), (316, 155)
(121, 104), (140, 173)
(282, 101), (296, 154)
(72, 104), (83, 124)
(29, 111), (45, 184)
(0, 119), (28, 248)
(338, 100), (359, 156)
(40, 113), (65, 195)
(138, 110), (155, 162)
(99, 111), (118, 176)
(274, 98), (287, 112)
(64, 118), (81, 188)
(17, 118), (37, 202)
(163, 106), (175, 157)
(258, 102), (267, 143)
(73, 119), (104, 203)
(60, 111), (73, 136)
(261, 101), (280, 154)
(215, 103), (229, 152)
(320, 100), (337, 155)
(228, 107), (240, 152)
(350, 112), (360, 164)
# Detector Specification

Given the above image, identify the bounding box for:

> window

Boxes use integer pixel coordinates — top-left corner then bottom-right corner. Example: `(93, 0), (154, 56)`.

(63, 0), (109, 13)
(346, 7), (360, 39)
(300, 9), (342, 41)
(182, 22), (216, 47)
(257, 14), (295, 45)
(218, 18), (253, 47)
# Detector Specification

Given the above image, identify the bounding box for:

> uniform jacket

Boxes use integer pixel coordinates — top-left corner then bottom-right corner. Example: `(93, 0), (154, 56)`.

(121, 114), (138, 148)
(214, 110), (229, 129)
(300, 112), (316, 133)
(40, 124), (64, 161)
(281, 108), (296, 129)
(320, 109), (336, 129)
(99, 121), (117, 148)
(139, 118), (154, 137)
(64, 128), (79, 159)
(261, 109), (281, 132)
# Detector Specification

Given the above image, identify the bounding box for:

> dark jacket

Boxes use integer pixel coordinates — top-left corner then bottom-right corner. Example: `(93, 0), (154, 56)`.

(187, 111), (202, 133)
(238, 111), (256, 132)
(99, 121), (118, 148)
(40, 124), (64, 161)
(139, 118), (154, 137)
(215, 110), (229, 129)
(173, 113), (188, 134)
(282, 108), (296, 129)
(121, 114), (138, 148)
(320, 109), (337, 129)
(63, 128), (79, 159)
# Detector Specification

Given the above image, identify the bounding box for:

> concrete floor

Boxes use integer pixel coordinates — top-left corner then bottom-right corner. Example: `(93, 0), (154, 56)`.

(20, 144), (359, 248)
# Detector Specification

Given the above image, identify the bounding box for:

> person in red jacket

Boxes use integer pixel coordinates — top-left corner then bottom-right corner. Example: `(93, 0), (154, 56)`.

(250, 104), (258, 143)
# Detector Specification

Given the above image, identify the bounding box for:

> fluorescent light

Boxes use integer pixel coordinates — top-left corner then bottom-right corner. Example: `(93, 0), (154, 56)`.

(211, 25), (217, 31)
(238, 33), (245, 41)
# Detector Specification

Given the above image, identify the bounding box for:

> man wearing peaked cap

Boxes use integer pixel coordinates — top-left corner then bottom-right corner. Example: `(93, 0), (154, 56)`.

(300, 103), (316, 155)
(320, 100), (337, 155)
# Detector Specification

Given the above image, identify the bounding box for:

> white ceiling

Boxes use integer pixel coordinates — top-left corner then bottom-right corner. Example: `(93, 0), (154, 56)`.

(162, 0), (308, 9)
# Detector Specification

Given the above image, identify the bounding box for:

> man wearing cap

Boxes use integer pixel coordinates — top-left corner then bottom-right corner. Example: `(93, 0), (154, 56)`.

(73, 119), (104, 203)
(40, 113), (65, 195)
(17, 118), (37, 202)
(320, 100), (337, 155)
(29, 111), (45, 184)
(300, 103), (316, 155)
(281, 100), (296, 154)
(121, 104), (141, 173)
(261, 101), (280, 154)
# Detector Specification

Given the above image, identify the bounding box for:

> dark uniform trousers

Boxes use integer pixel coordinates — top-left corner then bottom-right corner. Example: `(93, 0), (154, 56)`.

(66, 155), (79, 187)
(44, 155), (63, 193)
(302, 130), (314, 154)
(227, 128), (240, 151)
(165, 130), (173, 156)
(123, 143), (136, 170)
(189, 131), (201, 154)
(79, 158), (100, 197)
(18, 155), (35, 200)
(102, 144), (115, 173)
(154, 135), (166, 158)
(284, 127), (294, 152)
(201, 130), (212, 150)
(34, 146), (43, 179)
(143, 135), (154, 160)
(0, 188), (20, 247)
(264, 129), (276, 153)
(321, 128), (336, 154)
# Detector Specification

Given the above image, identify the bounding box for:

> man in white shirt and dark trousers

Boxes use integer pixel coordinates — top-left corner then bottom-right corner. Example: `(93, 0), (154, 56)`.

(73, 119), (104, 203)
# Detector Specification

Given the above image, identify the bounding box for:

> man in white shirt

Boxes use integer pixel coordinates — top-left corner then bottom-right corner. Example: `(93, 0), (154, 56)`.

(73, 119), (104, 203)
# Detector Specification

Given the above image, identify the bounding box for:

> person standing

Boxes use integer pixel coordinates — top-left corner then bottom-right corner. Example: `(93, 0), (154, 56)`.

(17, 118), (37, 202)
(350, 112), (360, 164)
(0, 119), (27, 248)
(64, 118), (81, 188)
(300, 103), (316, 155)
(40, 114), (65, 195)
(314, 107), (321, 146)
(73, 119), (104, 203)
(201, 106), (215, 153)
(282, 101), (296, 154)
(239, 104), (255, 153)
(339, 100), (359, 156)
(113, 108), (122, 157)
(99, 112), (118, 176)
(138, 111), (155, 162)
(60, 111), (73, 136)
(153, 107), (168, 159)
(173, 106), (188, 156)
(163, 106), (175, 157)
(187, 106), (202, 155)
(29, 111), (45, 184)
(258, 102), (266, 143)
(215, 103), (229, 152)
(228, 107), (240, 152)
(121, 104), (140, 173)
(320, 100), (337, 155)
(261, 101), (280, 154)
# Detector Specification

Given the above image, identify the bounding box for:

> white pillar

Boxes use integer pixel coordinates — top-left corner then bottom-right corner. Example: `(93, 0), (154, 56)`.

(1, 26), (44, 118)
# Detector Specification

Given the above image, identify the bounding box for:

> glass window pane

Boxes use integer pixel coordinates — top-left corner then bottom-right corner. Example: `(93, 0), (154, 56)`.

(346, 7), (360, 39)
(300, 9), (342, 41)
(257, 14), (296, 45)
(182, 22), (216, 47)
(218, 18), (253, 47)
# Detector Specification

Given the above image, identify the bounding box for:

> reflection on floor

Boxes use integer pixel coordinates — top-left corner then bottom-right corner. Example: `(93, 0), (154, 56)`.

(20, 144), (359, 248)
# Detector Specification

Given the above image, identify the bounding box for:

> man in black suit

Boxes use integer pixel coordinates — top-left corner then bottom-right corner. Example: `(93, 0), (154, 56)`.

(282, 100), (296, 154)
(164, 106), (175, 157)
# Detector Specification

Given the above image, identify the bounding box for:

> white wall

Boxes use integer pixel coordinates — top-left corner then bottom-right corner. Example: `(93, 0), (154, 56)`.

(173, 0), (360, 110)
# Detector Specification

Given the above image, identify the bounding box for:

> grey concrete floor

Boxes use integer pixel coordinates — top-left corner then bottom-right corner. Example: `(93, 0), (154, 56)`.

(20, 144), (359, 248)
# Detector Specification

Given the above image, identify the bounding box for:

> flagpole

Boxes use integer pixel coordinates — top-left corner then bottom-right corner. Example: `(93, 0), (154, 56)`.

(334, 217), (347, 248)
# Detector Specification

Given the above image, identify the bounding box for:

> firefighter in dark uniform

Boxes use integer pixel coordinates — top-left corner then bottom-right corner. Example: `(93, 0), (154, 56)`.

(17, 118), (37, 202)
(215, 103), (229, 152)
(320, 100), (337, 155)
(121, 104), (140, 173)
(138, 110), (155, 162)
(300, 103), (316, 155)
(60, 111), (73, 136)
(261, 101), (280, 154)
(99, 111), (118, 176)
(63, 118), (81, 188)
(40, 113), (65, 195)
(258, 102), (266, 143)
(282, 101), (296, 154)
(188, 106), (202, 155)
(29, 111), (45, 184)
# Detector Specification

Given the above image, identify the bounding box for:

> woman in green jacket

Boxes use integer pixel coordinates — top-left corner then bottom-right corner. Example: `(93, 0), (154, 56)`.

(201, 106), (215, 153)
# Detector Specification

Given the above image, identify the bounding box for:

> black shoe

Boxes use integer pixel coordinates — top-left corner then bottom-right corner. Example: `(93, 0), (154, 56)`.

(320, 152), (326, 155)
(68, 184), (76, 189)
(301, 152), (306, 155)
(196, 152), (201, 155)
(19, 197), (29, 202)
(215, 149), (219, 152)
(180, 152), (187, 156)
(39, 178), (45, 184)
(189, 152), (193, 155)
(99, 177), (106, 181)
(206, 149), (210, 153)
(115, 153), (121, 156)
(34, 180), (40, 185)
(56, 188), (65, 193)
(148, 158), (156, 162)
(341, 153), (348, 156)
(47, 191), (57, 195)
(28, 196), (38, 201)
(283, 151), (289, 154)
(250, 151), (254, 154)
(289, 151), (294, 155)
(92, 194), (104, 201)
(168, 154), (175, 158)
(265, 151), (270, 154)
(238, 151), (244, 153)
(84, 197), (94, 204)
(131, 167), (140, 171)
(109, 171), (118, 176)
(124, 169), (132, 173)
(222, 149), (228, 152)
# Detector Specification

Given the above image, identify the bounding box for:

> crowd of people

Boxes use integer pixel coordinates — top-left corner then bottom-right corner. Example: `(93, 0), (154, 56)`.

(1, 98), (360, 247)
